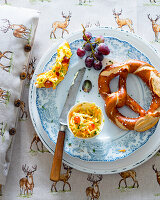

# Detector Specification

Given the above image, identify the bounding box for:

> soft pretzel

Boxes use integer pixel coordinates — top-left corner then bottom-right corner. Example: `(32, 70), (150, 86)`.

(98, 59), (160, 132)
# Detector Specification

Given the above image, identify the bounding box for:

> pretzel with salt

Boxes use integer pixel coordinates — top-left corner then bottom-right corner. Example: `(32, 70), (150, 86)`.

(98, 59), (160, 132)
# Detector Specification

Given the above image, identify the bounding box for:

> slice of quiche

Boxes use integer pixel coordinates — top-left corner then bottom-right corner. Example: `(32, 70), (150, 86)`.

(35, 41), (72, 89)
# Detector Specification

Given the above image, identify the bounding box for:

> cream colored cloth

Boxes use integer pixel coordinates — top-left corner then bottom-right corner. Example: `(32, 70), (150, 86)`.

(2, 0), (160, 200)
(0, 5), (39, 188)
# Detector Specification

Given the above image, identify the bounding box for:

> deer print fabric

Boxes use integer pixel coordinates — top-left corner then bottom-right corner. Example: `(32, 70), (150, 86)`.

(0, 5), (39, 191)
(2, 0), (160, 200)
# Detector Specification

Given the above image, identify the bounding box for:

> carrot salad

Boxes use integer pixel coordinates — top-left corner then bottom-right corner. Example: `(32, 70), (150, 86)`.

(68, 102), (103, 138)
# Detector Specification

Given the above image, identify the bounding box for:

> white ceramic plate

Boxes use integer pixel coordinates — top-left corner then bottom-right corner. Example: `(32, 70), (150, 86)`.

(29, 27), (160, 174)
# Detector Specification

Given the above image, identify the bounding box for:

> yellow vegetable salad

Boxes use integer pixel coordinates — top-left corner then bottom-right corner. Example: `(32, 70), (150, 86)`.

(68, 102), (104, 139)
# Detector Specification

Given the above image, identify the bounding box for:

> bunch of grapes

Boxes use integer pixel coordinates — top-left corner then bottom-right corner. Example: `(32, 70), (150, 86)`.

(77, 25), (110, 71)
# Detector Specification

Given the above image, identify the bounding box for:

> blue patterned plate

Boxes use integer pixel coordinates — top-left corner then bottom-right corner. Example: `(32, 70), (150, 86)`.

(29, 27), (160, 173)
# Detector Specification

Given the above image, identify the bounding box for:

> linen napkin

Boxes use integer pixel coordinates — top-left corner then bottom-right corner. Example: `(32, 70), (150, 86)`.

(0, 5), (39, 193)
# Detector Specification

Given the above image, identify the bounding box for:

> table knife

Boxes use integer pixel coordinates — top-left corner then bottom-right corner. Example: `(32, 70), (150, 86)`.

(50, 67), (86, 181)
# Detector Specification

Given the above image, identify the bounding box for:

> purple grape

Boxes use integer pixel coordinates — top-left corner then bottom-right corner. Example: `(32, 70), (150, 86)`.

(97, 43), (110, 55)
(83, 32), (92, 41)
(94, 51), (104, 61)
(84, 43), (92, 51)
(95, 35), (105, 43)
(92, 43), (96, 49)
(85, 56), (94, 68)
(77, 47), (86, 58)
(93, 60), (102, 70)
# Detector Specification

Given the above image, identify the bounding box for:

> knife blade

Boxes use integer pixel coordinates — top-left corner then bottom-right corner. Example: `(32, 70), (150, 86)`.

(50, 67), (86, 181)
(59, 68), (86, 125)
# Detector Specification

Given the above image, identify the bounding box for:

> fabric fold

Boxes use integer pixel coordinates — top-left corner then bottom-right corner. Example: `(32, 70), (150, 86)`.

(0, 5), (39, 188)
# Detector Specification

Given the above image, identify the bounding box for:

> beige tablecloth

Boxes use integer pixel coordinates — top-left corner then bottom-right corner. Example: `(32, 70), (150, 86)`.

(2, 0), (160, 199)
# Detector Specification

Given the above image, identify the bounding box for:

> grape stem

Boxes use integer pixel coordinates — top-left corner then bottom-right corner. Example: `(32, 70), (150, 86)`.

(81, 24), (97, 61)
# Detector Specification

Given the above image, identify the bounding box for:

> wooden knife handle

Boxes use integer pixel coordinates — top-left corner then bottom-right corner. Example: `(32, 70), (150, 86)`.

(50, 130), (65, 181)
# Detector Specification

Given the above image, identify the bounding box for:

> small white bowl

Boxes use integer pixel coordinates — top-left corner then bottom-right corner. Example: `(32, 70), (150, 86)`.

(67, 102), (104, 139)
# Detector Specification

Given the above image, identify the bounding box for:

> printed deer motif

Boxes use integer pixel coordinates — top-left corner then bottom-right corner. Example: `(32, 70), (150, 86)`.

(0, 63), (11, 72)
(0, 88), (10, 104)
(0, 122), (7, 137)
(19, 101), (27, 119)
(86, 174), (103, 200)
(25, 57), (36, 81)
(148, 14), (160, 42)
(30, 133), (44, 152)
(85, 22), (92, 28)
(19, 164), (37, 195)
(152, 164), (160, 185)
(0, 51), (12, 72)
(0, 51), (12, 60)
(51, 164), (72, 192)
(0, 19), (30, 40)
(95, 21), (100, 27)
(119, 170), (139, 188)
(0, 88), (7, 100)
(85, 21), (100, 28)
(113, 9), (134, 33)
(50, 12), (72, 39)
